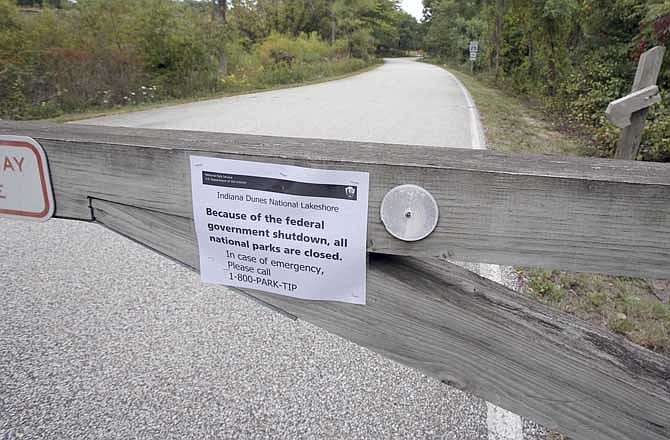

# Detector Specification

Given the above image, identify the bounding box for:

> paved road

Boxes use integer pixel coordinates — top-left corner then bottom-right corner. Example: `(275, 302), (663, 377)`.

(1, 59), (543, 439)
(82, 58), (480, 148)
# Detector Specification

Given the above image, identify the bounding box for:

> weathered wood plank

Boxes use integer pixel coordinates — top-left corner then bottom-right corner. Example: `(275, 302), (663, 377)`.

(633, 46), (666, 92)
(2, 120), (670, 278)
(90, 198), (670, 440)
(606, 85), (661, 128)
(614, 46), (666, 159)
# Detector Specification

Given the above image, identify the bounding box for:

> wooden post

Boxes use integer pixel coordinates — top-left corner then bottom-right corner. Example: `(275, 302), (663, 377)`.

(613, 46), (665, 159)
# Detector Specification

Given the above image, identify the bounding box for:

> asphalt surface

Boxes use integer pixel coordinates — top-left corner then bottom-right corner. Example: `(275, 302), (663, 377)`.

(1, 59), (544, 439)
(81, 58), (475, 148)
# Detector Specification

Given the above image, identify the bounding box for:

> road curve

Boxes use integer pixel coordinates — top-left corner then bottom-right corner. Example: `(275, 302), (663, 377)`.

(1, 59), (542, 439)
(81, 58), (478, 148)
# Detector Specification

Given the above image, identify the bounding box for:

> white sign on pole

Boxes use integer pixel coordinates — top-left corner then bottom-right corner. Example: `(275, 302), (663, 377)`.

(190, 156), (370, 304)
(469, 40), (479, 62)
(0, 136), (54, 221)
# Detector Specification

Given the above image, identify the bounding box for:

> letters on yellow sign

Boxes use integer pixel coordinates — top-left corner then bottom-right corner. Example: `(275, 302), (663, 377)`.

(2, 156), (24, 173)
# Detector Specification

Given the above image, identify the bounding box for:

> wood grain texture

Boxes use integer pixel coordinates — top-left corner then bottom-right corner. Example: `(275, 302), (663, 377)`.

(615, 46), (666, 159)
(606, 85), (660, 128)
(2, 120), (670, 278)
(633, 46), (666, 91)
(90, 198), (670, 440)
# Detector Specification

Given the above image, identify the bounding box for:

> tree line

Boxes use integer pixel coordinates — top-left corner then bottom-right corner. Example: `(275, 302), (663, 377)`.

(422, 0), (670, 161)
(0, 0), (422, 120)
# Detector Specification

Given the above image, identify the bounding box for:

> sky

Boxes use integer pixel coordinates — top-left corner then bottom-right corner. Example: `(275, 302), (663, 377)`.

(400, 0), (423, 21)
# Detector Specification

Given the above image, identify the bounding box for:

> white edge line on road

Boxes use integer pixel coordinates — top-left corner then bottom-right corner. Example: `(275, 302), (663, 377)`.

(442, 69), (486, 149)
(444, 66), (524, 440)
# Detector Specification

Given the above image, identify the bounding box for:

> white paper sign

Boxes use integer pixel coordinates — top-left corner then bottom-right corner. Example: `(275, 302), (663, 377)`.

(0, 136), (54, 221)
(190, 156), (369, 304)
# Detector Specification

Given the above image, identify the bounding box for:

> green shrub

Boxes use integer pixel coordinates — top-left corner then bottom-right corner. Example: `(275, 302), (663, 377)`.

(542, 46), (670, 162)
(230, 57), (369, 90)
(0, 0), (379, 120)
(347, 29), (375, 60)
(609, 318), (636, 334)
(526, 270), (566, 303)
(554, 57), (630, 128)
(134, 0), (226, 97)
(257, 32), (345, 66)
(638, 100), (670, 161)
(219, 32), (368, 91)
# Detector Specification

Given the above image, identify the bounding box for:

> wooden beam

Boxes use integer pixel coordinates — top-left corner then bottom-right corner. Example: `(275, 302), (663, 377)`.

(606, 85), (661, 128)
(614, 46), (665, 159)
(2, 120), (668, 438)
(90, 198), (670, 440)
(2, 120), (670, 278)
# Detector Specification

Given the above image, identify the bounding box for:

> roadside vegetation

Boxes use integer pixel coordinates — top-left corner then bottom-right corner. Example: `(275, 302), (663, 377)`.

(422, 0), (670, 162)
(0, 0), (422, 120)
(429, 61), (670, 357)
(422, 0), (670, 358)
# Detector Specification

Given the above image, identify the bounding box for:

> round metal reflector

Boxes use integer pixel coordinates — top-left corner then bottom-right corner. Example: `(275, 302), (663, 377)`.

(379, 184), (439, 242)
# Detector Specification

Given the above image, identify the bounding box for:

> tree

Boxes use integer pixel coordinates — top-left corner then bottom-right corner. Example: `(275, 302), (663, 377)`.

(213, 0), (227, 21)
(397, 12), (422, 50)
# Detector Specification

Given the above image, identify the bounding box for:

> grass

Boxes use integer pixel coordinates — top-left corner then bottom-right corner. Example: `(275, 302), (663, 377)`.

(429, 60), (670, 357)
(521, 269), (669, 354)
(446, 68), (592, 156)
(49, 59), (383, 123)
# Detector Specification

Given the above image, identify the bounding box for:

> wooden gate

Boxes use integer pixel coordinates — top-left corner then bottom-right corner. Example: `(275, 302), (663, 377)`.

(1, 120), (668, 440)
